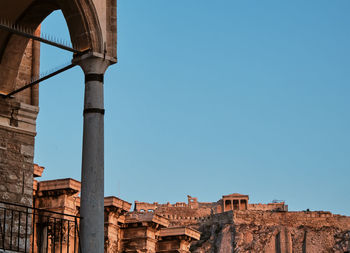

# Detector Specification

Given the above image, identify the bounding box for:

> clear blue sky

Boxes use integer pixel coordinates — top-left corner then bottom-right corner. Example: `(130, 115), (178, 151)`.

(35, 0), (350, 215)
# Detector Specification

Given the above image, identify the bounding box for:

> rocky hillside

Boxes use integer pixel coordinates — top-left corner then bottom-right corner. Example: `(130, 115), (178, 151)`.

(190, 211), (350, 253)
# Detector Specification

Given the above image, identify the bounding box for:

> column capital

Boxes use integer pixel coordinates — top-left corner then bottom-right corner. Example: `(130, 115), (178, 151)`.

(73, 53), (113, 75)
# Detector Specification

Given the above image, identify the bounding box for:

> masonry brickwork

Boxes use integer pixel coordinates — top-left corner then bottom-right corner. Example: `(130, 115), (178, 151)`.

(0, 99), (38, 206)
(0, 28), (40, 207)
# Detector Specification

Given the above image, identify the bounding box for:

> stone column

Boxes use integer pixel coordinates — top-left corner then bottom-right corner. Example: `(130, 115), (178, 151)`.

(77, 56), (109, 253)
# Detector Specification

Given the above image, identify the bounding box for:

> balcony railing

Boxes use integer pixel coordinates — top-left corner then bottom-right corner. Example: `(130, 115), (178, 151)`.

(0, 201), (81, 253)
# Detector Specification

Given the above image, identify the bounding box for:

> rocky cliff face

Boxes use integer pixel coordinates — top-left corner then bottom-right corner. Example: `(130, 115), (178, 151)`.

(190, 211), (350, 253)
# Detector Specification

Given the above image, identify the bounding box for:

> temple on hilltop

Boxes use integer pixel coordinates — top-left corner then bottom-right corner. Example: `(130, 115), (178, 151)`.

(1, 1), (349, 252)
(133, 193), (288, 228)
(28, 164), (350, 252)
(135, 193), (287, 213)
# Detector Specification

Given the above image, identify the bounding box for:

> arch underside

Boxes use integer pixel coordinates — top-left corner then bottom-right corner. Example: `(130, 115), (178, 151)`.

(0, 0), (107, 103)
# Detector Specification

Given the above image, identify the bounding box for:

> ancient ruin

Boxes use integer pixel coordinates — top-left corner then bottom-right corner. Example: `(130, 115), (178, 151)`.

(30, 165), (350, 252)
(0, 1), (350, 252)
(31, 166), (200, 253)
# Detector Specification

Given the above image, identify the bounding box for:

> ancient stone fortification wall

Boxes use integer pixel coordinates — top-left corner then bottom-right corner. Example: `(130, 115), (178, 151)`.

(248, 202), (287, 211)
(191, 211), (350, 253)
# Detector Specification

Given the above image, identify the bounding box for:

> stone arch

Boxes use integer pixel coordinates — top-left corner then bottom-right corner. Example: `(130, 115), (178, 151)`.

(0, 0), (104, 102)
(0, 2), (115, 252)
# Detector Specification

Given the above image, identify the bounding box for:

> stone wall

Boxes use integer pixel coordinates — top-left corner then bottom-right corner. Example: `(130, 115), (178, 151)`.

(0, 30), (40, 207)
(248, 202), (288, 211)
(0, 30), (39, 252)
(0, 99), (38, 206)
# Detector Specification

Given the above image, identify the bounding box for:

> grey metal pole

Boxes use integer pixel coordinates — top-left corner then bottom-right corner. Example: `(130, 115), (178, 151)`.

(77, 56), (109, 253)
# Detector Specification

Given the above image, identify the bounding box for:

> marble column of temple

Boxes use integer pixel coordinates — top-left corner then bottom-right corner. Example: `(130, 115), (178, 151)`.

(222, 194), (249, 212)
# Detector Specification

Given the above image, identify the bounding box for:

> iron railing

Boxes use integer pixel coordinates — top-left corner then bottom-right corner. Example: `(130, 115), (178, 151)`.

(0, 201), (81, 253)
